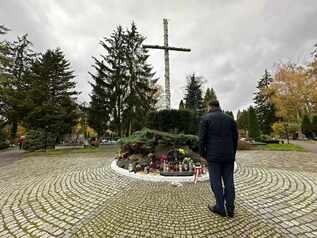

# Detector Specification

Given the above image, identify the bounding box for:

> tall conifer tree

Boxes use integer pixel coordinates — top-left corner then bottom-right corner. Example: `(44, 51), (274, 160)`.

(89, 23), (158, 137)
(179, 100), (185, 110)
(248, 106), (261, 140)
(237, 109), (249, 130)
(254, 70), (277, 134)
(203, 87), (217, 112)
(88, 63), (110, 137)
(184, 73), (203, 115)
(5, 34), (37, 139)
(123, 23), (158, 135)
(25, 48), (78, 140)
(301, 115), (313, 138)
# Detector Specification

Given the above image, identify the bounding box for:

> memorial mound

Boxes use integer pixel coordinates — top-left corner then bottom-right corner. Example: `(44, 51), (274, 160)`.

(116, 129), (207, 176)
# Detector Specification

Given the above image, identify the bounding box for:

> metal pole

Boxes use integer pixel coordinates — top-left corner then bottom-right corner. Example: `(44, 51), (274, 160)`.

(45, 125), (48, 151)
(163, 18), (171, 109)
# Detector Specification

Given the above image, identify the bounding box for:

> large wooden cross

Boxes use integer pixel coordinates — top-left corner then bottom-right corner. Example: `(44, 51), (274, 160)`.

(143, 19), (191, 109)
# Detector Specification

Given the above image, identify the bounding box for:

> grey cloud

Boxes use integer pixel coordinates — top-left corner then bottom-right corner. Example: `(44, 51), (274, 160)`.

(1, 0), (316, 113)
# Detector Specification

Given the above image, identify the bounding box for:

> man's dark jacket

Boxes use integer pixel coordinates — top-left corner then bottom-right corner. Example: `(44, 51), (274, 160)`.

(199, 109), (239, 163)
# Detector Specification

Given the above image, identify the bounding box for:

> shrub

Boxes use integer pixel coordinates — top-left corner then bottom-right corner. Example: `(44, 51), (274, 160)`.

(23, 129), (56, 152)
(302, 115), (314, 138)
(260, 134), (274, 141)
(117, 159), (129, 169)
(259, 134), (280, 144)
(312, 115), (317, 135)
(0, 129), (9, 150)
(146, 109), (199, 135)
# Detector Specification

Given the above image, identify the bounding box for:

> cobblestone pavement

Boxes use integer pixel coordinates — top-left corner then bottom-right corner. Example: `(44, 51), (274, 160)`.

(0, 150), (316, 237)
(0, 149), (23, 168)
(291, 140), (317, 154)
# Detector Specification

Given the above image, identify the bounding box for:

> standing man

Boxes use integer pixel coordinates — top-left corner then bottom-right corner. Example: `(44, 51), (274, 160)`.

(199, 100), (239, 218)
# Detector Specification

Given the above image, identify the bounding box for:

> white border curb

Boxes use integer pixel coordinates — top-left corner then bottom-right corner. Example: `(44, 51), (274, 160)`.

(111, 159), (210, 183)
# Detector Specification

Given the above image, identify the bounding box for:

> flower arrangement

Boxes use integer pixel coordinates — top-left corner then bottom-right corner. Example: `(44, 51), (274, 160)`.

(182, 157), (193, 164)
(177, 148), (186, 155)
(160, 154), (168, 162)
(116, 129), (207, 175)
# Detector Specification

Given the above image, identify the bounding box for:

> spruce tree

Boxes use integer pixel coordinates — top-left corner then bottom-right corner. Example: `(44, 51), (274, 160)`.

(90, 26), (126, 136)
(25, 48), (78, 142)
(0, 25), (11, 118)
(88, 64), (110, 137)
(203, 87), (217, 112)
(184, 73), (203, 114)
(254, 70), (277, 134)
(179, 100), (185, 110)
(237, 109), (249, 131)
(89, 23), (158, 137)
(248, 106), (261, 140)
(237, 110), (241, 122)
(123, 23), (158, 135)
(4, 34), (37, 140)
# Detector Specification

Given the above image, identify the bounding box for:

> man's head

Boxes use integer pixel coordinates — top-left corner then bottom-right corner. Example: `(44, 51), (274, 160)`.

(208, 100), (220, 112)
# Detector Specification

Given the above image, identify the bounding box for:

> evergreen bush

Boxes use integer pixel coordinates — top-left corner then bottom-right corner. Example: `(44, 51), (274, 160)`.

(120, 128), (199, 154)
(311, 115), (317, 136)
(302, 115), (313, 138)
(248, 107), (261, 140)
(23, 129), (56, 151)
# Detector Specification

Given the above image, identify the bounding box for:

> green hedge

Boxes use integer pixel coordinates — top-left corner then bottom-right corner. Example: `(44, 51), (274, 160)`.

(146, 109), (199, 135)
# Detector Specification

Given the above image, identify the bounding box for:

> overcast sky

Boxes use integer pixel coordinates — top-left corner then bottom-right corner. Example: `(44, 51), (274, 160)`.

(1, 0), (317, 114)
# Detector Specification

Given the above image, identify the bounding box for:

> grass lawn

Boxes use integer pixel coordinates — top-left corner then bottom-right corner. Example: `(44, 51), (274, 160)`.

(25, 145), (120, 157)
(22, 142), (308, 157)
(257, 143), (306, 152)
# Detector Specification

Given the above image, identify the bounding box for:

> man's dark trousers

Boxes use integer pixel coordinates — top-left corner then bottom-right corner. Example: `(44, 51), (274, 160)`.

(207, 162), (235, 214)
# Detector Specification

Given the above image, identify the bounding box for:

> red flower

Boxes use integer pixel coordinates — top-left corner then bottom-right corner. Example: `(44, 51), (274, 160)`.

(160, 155), (168, 162)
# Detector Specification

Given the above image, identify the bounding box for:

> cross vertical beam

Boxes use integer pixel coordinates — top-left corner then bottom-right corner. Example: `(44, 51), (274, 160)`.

(143, 19), (191, 110)
(163, 19), (171, 109)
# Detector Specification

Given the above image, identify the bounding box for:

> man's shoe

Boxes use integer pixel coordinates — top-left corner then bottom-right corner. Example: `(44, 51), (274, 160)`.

(208, 205), (226, 217)
(227, 211), (234, 218)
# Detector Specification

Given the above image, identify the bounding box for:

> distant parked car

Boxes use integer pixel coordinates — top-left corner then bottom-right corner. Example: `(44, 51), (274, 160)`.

(106, 140), (119, 145)
(100, 139), (119, 145)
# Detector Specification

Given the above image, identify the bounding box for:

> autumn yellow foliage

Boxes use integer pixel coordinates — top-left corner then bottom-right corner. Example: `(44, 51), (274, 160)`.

(270, 59), (317, 122)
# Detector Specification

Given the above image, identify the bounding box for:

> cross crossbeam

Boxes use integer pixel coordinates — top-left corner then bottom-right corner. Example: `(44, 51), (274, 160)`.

(143, 19), (191, 109)
(143, 45), (191, 52)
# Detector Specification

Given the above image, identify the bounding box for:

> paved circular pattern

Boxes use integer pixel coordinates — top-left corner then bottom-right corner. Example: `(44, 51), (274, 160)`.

(0, 150), (316, 237)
